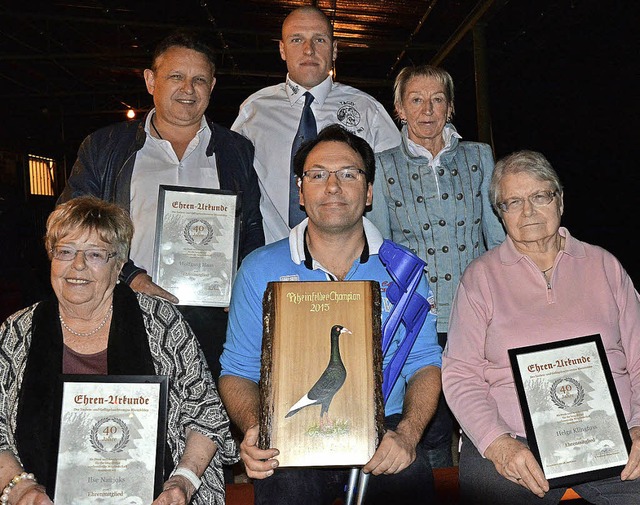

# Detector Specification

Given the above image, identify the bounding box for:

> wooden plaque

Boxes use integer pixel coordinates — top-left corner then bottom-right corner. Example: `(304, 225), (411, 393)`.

(259, 280), (384, 467)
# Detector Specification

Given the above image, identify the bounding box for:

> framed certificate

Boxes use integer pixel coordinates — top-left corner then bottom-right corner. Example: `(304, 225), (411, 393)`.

(51, 375), (169, 503)
(153, 185), (241, 307)
(509, 335), (631, 488)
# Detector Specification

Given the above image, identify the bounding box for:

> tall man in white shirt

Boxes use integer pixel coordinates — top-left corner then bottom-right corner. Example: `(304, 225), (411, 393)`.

(232, 5), (401, 244)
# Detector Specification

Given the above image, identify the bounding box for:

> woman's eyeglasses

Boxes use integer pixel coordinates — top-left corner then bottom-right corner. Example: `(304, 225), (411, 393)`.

(497, 190), (558, 213)
(51, 246), (116, 265)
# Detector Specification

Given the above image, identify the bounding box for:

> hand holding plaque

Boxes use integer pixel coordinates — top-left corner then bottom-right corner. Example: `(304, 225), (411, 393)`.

(259, 280), (384, 468)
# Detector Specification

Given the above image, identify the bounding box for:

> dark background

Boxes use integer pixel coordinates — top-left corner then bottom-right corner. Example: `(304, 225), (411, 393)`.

(1, 0), (638, 312)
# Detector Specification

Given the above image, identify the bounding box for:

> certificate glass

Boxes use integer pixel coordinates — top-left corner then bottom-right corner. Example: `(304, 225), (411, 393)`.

(153, 185), (241, 307)
(509, 335), (631, 488)
(51, 375), (168, 504)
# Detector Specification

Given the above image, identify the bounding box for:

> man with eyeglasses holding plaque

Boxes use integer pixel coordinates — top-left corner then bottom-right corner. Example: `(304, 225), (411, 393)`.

(219, 124), (442, 504)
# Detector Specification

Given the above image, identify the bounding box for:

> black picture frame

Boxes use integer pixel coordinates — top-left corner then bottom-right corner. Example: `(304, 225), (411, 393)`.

(509, 334), (631, 488)
(50, 375), (169, 502)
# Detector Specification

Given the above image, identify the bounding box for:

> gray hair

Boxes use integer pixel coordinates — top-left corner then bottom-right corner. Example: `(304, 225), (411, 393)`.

(393, 65), (455, 119)
(490, 150), (563, 212)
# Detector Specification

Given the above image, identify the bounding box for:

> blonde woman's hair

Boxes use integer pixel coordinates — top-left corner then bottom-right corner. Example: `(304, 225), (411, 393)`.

(393, 64), (455, 119)
(45, 196), (133, 262)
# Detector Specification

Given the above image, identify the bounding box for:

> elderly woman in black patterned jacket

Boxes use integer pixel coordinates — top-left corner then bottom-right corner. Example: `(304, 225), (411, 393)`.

(0, 196), (236, 505)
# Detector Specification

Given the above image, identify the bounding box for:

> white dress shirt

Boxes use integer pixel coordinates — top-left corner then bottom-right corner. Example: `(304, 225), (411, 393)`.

(232, 75), (401, 244)
(130, 110), (219, 272)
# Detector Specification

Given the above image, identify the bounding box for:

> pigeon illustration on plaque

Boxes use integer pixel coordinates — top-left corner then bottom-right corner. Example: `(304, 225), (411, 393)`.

(285, 325), (351, 419)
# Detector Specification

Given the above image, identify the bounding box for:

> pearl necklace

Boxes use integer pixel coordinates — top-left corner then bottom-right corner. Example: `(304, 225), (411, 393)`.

(59, 305), (113, 337)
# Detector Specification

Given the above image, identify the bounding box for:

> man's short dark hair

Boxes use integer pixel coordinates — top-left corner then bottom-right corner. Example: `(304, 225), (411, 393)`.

(151, 29), (216, 74)
(293, 124), (375, 184)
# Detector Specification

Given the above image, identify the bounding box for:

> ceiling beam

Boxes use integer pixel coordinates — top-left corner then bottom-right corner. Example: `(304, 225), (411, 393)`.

(388, 0), (439, 76)
(0, 41), (440, 62)
(430, 0), (495, 66)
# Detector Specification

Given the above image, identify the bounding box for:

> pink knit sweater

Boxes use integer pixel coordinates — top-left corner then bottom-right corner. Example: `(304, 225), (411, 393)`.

(442, 227), (640, 455)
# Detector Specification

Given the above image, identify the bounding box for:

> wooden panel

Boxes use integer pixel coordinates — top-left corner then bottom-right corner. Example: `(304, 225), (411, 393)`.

(259, 280), (384, 467)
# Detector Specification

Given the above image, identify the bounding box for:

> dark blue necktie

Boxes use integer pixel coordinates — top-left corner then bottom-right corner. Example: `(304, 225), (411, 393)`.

(289, 92), (317, 228)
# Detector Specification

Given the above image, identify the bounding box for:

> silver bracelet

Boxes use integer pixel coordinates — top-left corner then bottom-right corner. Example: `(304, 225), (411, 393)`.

(1, 472), (37, 504)
(170, 467), (201, 491)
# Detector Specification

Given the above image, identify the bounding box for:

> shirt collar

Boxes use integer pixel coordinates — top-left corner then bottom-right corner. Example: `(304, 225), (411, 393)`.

(144, 109), (154, 134)
(285, 74), (333, 107)
(403, 122), (461, 160)
(289, 217), (384, 269)
(144, 108), (209, 138)
(499, 227), (586, 267)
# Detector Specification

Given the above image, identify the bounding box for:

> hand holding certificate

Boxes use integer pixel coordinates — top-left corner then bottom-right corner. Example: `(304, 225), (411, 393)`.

(52, 376), (168, 504)
(509, 335), (632, 488)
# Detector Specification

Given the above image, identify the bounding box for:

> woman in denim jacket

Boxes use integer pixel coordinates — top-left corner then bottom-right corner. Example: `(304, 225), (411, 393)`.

(367, 64), (505, 467)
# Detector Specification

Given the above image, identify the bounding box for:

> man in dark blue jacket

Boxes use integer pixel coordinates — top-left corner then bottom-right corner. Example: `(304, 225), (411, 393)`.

(60, 29), (264, 380)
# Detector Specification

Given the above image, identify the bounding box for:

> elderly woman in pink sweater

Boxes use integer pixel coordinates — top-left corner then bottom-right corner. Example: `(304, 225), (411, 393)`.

(442, 150), (640, 504)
